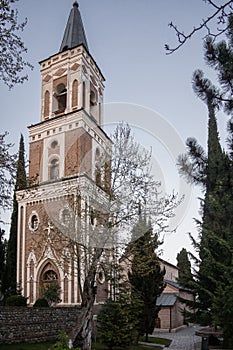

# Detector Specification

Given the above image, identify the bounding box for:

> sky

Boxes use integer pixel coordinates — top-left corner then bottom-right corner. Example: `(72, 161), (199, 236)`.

(1, 0), (230, 264)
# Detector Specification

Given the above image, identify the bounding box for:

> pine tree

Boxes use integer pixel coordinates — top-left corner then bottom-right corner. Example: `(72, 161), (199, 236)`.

(179, 97), (233, 327)
(128, 216), (165, 342)
(176, 248), (193, 287)
(4, 134), (26, 296)
(178, 17), (233, 345)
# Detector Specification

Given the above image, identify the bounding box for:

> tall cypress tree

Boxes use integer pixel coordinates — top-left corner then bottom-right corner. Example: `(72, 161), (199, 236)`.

(176, 248), (193, 287)
(4, 134), (26, 296)
(196, 100), (230, 325)
(128, 216), (165, 342)
(178, 17), (233, 345)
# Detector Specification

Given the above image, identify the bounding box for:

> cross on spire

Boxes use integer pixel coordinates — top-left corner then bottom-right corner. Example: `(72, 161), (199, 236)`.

(44, 221), (54, 239)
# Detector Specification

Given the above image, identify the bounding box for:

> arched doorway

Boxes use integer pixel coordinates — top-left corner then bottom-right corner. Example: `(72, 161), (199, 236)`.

(39, 262), (60, 298)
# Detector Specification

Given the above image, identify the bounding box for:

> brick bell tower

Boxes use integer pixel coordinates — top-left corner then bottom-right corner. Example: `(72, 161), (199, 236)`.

(16, 2), (111, 305)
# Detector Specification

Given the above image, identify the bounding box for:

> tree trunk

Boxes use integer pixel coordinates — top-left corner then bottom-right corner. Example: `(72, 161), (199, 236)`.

(69, 248), (103, 350)
(69, 277), (95, 349)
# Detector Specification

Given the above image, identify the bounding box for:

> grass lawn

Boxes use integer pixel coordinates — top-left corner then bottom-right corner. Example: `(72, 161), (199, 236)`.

(0, 344), (162, 350)
(0, 337), (171, 350)
(0, 342), (53, 350)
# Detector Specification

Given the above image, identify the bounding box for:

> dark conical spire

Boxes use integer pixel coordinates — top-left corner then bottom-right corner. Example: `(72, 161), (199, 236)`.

(59, 2), (89, 52)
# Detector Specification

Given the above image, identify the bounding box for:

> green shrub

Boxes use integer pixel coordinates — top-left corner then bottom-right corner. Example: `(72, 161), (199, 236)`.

(54, 332), (80, 350)
(43, 283), (61, 306)
(33, 298), (49, 307)
(5, 295), (27, 306)
(97, 299), (131, 349)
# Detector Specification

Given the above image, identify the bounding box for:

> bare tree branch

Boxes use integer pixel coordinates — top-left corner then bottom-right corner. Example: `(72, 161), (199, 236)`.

(165, 0), (233, 54)
(0, 0), (33, 89)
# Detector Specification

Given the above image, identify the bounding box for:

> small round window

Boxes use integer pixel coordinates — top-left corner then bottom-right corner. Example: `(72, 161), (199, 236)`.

(51, 140), (58, 149)
(30, 214), (39, 231)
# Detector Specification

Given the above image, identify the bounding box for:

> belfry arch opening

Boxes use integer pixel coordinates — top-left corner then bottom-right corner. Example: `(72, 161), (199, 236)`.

(44, 90), (50, 119)
(90, 85), (98, 118)
(53, 83), (67, 114)
(72, 79), (78, 108)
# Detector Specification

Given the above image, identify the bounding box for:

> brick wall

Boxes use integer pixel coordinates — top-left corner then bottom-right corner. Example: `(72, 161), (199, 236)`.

(0, 306), (80, 344)
(29, 140), (43, 180)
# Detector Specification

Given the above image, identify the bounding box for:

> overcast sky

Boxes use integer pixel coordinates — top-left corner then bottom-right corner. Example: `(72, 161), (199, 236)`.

(1, 0), (229, 264)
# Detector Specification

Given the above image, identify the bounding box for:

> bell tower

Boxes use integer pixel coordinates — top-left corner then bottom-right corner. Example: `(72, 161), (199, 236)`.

(40, 1), (104, 125)
(17, 2), (111, 305)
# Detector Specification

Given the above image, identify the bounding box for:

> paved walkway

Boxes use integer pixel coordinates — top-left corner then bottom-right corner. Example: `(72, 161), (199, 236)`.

(153, 325), (202, 350)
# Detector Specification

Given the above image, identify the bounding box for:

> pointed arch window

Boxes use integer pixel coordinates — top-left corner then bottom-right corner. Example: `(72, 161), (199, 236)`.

(72, 79), (78, 108)
(50, 158), (59, 180)
(44, 90), (50, 119)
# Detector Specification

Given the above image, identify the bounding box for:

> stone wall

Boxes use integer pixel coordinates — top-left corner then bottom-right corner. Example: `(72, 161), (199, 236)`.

(0, 306), (80, 344)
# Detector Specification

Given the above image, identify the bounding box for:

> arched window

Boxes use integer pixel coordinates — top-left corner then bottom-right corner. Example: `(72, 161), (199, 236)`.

(95, 147), (100, 160)
(53, 83), (67, 114)
(95, 148), (101, 186)
(90, 87), (97, 118)
(72, 79), (78, 108)
(50, 158), (59, 180)
(44, 90), (50, 118)
(90, 208), (95, 226)
(90, 90), (96, 106)
(82, 81), (86, 108)
(98, 270), (105, 284)
(62, 208), (70, 226)
(95, 166), (101, 187)
(30, 214), (39, 230)
(99, 103), (102, 123)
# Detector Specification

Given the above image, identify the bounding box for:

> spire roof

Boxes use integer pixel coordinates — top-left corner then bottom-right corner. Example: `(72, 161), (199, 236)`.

(59, 2), (89, 53)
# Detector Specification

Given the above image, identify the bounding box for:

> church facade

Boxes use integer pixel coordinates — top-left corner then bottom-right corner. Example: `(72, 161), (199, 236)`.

(16, 2), (111, 305)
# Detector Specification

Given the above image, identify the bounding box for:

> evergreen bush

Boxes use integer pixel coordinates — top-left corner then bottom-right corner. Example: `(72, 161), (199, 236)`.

(5, 294), (27, 306)
(55, 332), (80, 350)
(33, 298), (49, 307)
(97, 299), (131, 349)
